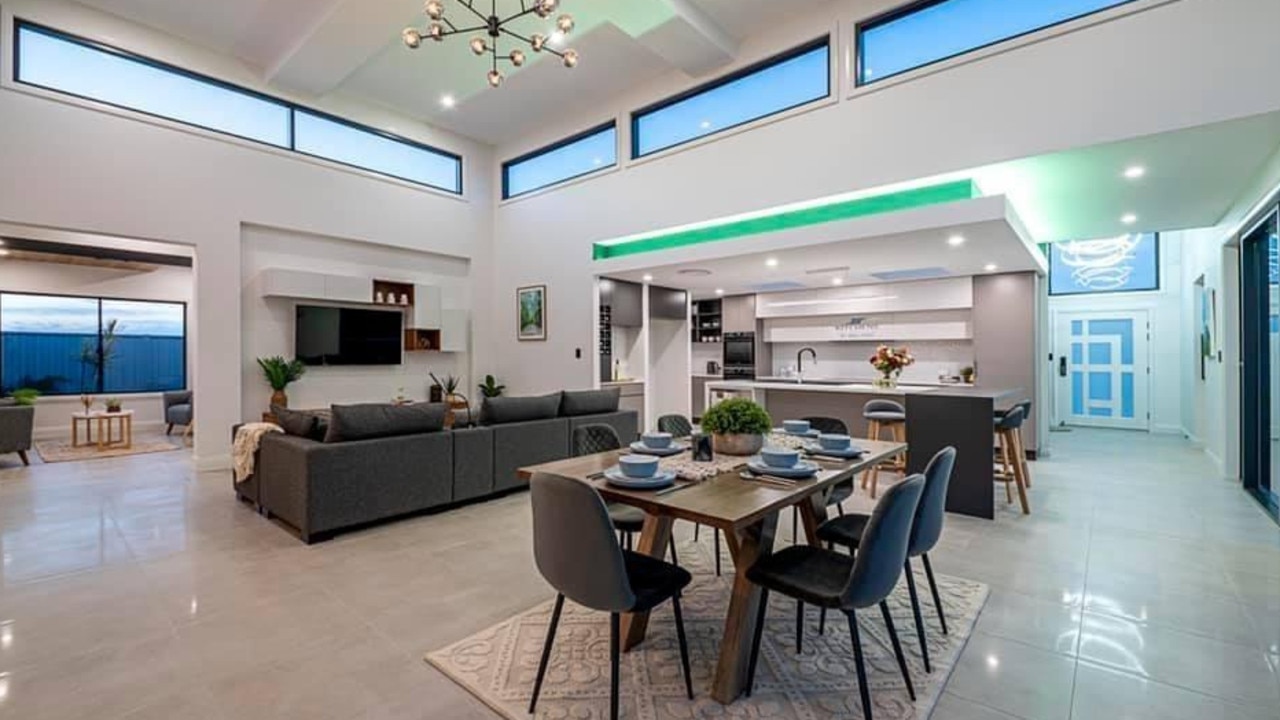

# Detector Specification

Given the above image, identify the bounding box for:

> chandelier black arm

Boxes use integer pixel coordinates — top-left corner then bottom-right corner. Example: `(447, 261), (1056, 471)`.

(434, 23), (489, 38)
(499, 26), (565, 58)
(458, 1), (491, 23)
(498, 5), (542, 25)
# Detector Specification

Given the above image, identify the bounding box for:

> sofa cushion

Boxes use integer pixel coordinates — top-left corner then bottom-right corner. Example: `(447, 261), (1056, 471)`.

(271, 406), (317, 439)
(323, 403), (446, 443)
(480, 393), (562, 426)
(560, 388), (621, 417)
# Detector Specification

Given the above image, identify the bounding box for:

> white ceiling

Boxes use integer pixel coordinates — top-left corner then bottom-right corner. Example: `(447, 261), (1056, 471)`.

(72, 0), (832, 144)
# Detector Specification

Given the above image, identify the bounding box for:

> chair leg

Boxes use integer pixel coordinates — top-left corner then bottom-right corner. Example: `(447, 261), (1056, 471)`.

(922, 553), (948, 635)
(17, 450), (29, 466)
(880, 600), (916, 702)
(818, 607), (826, 635)
(746, 589), (770, 697)
(1018, 428), (1033, 488)
(624, 532), (633, 552)
(998, 432), (1014, 504)
(861, 420), (879, 490)
(1011, 431), (1031, 515)
(669, 536), (679, 566)
(714, 529), (722, 577)
(792, 506), (798, 544)
(694, 523), (701, 542)
(528, 593), (565, 714)
(903, 558), (932, 673)
(610, 612), (621, 720)
(795, 600), (804, 654)
(836, 503), (845, 517)
(845, 610), (874, 720)
(671, 595), (694, 700)
(165, 423), (173, 436)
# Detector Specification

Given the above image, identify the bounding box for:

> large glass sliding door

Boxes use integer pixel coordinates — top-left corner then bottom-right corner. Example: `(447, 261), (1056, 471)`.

(1241, 206), (1280, 517)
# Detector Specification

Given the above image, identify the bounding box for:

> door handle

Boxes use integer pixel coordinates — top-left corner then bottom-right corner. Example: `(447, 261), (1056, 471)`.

(1059, 356), (1068, 377)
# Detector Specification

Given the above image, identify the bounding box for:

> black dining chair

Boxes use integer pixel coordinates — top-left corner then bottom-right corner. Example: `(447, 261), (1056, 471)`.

(528, 472), (694, 719)
(744, 475), (925, 720)
(658, 413), (723, 576)
(572, 424), (679, 564)
(790, 417), (852, 543)
(817, 446), (957, 673)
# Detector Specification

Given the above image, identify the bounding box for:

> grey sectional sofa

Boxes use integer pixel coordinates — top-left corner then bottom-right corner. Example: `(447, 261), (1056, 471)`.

(246, 389), (637, 543)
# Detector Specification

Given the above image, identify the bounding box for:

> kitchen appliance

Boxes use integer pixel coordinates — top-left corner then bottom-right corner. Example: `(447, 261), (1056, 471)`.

(723, 332), (756, 379)
(706, 360), (721, 375)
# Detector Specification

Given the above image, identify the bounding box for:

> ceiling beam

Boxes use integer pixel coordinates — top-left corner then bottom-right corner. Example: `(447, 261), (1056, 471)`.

(636, 0), (738, 77)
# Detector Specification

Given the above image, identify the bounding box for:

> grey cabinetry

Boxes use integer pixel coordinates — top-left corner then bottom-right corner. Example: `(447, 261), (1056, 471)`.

(721, 295), (757, 333)
(605, 279), (643, 327)
(649, 285), (689, 320)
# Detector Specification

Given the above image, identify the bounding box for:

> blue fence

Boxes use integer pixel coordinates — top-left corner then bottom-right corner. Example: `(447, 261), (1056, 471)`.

(1, 332), (185, 394)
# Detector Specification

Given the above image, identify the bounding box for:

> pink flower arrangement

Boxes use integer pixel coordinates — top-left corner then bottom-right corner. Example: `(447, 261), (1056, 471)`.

(869, 345), (915, 379)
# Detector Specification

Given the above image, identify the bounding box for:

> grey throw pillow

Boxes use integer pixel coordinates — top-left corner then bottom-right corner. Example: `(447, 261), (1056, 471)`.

(559, 388), (621, 417)
(271, 406), (317, 439)
(479, 393), (562, 426)
(323, 403), (446, 443)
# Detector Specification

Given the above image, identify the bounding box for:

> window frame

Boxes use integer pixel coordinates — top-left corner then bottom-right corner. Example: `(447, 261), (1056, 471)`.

(501, 121), (618, 200)
(12, 19), (464, 195)
(1047, 233), (1162, 297)
(0, 290), (188, 396)
(630, 35), (832, 160)
(855, 0), (1143, 87)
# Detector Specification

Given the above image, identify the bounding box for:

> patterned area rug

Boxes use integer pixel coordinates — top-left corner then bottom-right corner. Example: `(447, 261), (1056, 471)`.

(34, 435), (185, 463)
(426, 534), (988, 720)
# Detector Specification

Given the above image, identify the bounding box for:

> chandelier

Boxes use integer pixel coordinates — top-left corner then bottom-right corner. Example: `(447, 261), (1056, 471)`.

(402, 0), (578, 88)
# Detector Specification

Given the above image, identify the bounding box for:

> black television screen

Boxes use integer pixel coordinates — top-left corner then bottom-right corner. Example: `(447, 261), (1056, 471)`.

(295, 305), (402, 366)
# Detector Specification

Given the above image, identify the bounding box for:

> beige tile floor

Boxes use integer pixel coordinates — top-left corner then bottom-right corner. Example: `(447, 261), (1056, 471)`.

(0, 428), (1277, 719)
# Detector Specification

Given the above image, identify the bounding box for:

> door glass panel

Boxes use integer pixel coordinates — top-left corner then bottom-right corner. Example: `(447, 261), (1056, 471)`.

(1269, 225), (1279, 500)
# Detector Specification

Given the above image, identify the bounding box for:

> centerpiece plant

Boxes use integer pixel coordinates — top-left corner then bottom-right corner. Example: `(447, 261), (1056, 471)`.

(869, 345), (915, 389)
(257, 356), (307, 409)
(700, 397), (772, 456)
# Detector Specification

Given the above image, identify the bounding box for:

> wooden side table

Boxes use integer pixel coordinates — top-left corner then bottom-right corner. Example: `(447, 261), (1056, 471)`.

(71, 411), (134, 450)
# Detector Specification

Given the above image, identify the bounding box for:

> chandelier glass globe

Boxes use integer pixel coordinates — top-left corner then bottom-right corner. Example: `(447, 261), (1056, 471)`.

(562, 49), (579, 68)
(487, 69), (504, 87)
(509, 49), (526, 67)
(535, 0), (559, 19)
(556, 14), (574, 34)
(469, 36), (488, 55)
(402, 28), (423, 48)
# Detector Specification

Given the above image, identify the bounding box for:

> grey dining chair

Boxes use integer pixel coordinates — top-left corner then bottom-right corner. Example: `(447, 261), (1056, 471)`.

(528, 472), (694, 719)
(572, 423), (678, 564)
(744, 475), (925, 720)
(817, 446), (957, 673)
(659, 413), (723, 576)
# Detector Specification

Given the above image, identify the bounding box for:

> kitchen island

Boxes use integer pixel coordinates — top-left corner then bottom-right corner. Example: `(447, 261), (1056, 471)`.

(705, 379), (1025, 519)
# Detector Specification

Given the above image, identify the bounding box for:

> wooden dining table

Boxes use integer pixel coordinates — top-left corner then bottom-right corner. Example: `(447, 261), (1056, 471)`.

(517, 437), (908, 704)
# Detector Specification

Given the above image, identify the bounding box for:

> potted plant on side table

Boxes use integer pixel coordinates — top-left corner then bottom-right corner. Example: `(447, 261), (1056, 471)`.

(430, 373), (470, 428)
(700, 397), (772, 456)
(257, 356), (306, 409)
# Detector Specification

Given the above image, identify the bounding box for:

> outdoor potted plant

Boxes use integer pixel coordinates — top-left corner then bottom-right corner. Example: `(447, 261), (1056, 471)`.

(700, 397), (772, 456)
(869, 345), (915, 389)
(12, 388), (40, 406)
(257, 356), (306, 409)
(104, 397), (123, 413)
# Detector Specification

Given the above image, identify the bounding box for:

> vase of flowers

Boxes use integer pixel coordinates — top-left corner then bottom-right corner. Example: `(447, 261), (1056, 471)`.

(869, 345), (915, 389)
(700, 397), (772, 456)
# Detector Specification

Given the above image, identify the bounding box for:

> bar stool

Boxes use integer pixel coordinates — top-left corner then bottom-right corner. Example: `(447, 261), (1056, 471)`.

(993, 400), (1033, 488)
(995, 406), (1030, 514)
(862, 399), (907, 499)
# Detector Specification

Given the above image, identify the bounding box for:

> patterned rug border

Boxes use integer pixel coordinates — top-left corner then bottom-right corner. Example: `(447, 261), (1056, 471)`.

(425, 542), (989, 720)
(33, 439), (185, 463)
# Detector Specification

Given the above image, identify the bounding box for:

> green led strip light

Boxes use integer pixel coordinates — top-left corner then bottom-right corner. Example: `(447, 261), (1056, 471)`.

(593, 180), (978, 260)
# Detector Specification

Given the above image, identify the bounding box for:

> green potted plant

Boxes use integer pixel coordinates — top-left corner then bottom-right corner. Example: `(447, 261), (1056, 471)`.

(257, 356), (306, 409)
(430, 372), (469, 427)
(478, 374), (505, 399)
(960, 365), (976, 384)
(700, 397), (772, 456)
(104, 397), (123, 413)
(11, 388), (40, 406)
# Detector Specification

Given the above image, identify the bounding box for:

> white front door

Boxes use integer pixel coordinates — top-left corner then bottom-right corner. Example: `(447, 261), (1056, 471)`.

(1054, 310), (1150, 430)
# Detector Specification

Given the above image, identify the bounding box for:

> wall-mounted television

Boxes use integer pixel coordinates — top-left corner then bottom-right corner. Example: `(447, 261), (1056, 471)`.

(295, 305), (402, 366)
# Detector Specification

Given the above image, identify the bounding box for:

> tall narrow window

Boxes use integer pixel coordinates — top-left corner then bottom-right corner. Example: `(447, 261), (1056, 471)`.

(632, 37), (830, 159)
(503, 123), (617, 199)
(858, 0), (1140, 85)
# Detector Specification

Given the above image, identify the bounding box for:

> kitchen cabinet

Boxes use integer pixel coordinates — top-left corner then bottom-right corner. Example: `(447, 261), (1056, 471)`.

(411, 285), (443, 330)
(601, 278), (643, 327)
(649, 285), (689, 321)
(691, 375), (719, 420)
(611, 381), (646, 426)
(722, 295), (757, 333)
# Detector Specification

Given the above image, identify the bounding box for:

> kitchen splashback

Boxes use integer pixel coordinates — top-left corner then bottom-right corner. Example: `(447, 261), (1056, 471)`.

(771, 340), (974, 384)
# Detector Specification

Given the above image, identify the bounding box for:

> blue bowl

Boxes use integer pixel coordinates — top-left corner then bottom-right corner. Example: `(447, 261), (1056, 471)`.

(818, 433), (853, 451)
(783, 420), (811, 435)
(641, 432), (673, 449)
(618, 454), (660, 479)
(760, 447), (801, 469)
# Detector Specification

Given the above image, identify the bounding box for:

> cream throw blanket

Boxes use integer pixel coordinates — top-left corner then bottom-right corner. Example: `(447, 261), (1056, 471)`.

(233, 422), (283, 483)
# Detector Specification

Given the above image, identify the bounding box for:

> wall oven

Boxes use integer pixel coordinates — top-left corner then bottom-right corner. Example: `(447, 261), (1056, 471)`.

(723, 332), (756, 379)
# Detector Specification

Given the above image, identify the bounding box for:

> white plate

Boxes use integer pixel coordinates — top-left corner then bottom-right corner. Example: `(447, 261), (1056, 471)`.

(628, 441), (686, 457)
(746, 459), (820, 479)
(603, 467), (677, 489)
(776, 427), (821, 439)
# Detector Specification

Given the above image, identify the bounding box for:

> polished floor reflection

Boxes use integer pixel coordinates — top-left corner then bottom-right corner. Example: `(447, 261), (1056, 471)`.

(0, 428), (1276, 719)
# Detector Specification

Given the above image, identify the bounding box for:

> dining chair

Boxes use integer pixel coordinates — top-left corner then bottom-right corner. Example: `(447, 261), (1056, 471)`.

(744, 475), (925, 720)
(572, 424), (679, 564)
(528, 472), (694, 719)
(994, 407), (1031, 514)
(657, 413), (722, 576)
(816, 447), (957, 673)
(789, 416), (853, 543)
(862, 400), (907, 498)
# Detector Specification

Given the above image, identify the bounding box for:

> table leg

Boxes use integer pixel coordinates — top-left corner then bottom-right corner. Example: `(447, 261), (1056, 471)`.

(620, 514), (675, 651)
(72, 419), (78, 448)
(710, 512), (779, 704)
(124, 415), (133, 449)
(96, 418), (105, 450)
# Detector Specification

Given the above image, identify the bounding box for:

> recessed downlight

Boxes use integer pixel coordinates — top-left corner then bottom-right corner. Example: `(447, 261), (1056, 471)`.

(714, 288), (725, 296)
(831, 277), (844, 286)
(948, 234), (966, 247)
(1121, 213), (1138, 225)
(983, 263), (998, 272)
(765, 257), (779, 268)
(1123, 165), (1146, 180)
(677, 268), (712, 277)
(440, 94), (456, 109)
(642, 274), (654, 282)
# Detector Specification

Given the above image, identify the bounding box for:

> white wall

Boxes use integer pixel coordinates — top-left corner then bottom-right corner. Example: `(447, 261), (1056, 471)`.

(692, 342), (722, 374)
(0, 256), (193, 437)
(239, 225), (471, 421)
(489, 0), (1280, 398)
(0, 0), (494, 468)
(1047, 234), (1184, 434)
(646, 317), (690, 429)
